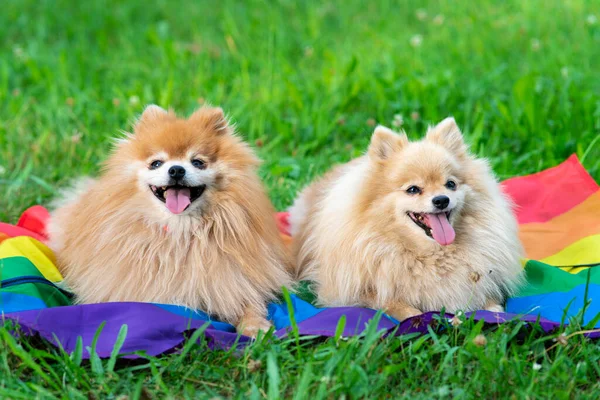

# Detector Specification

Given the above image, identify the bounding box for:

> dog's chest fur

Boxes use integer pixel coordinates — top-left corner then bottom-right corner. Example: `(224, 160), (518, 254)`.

(52, 214), (274, 324)
(374, 231), (515, 312)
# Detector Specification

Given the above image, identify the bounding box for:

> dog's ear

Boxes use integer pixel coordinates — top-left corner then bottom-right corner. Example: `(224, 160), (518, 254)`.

(133, 105), (173, 134)
(190, 106), (229, 135)
(368, 125), (408, 161)
(426, 117), (467, 157)
(137, 104), (169, 126)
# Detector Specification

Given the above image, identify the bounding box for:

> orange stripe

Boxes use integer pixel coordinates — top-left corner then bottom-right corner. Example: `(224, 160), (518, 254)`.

(519, 192), (600, 260)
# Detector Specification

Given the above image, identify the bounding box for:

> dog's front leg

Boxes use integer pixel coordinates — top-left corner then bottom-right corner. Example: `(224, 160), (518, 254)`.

(236, 305), (272, 338)
(383, 300), (423, 322)
(484, 299), (504, 313)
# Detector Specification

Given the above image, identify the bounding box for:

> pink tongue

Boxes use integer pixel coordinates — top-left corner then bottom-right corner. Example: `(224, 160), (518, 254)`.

(165, 188), (191, 214)
(425, 213), (456, 245)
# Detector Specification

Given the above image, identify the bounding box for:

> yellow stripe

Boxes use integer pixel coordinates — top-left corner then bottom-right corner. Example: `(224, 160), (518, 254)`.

(518, 193), (600, 260)
(561, 266), (590, 274)
(0, 237), (64, 282)
(539, 234), (600, 269)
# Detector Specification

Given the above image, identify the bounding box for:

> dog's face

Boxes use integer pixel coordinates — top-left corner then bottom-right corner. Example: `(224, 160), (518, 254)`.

(110, 105), (258, 218)
(141, 148), (214, 215)
(366, 119), (472, 246)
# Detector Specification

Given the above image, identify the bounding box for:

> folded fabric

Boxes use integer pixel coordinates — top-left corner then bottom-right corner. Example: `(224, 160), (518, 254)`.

(1, 155), (599, 358)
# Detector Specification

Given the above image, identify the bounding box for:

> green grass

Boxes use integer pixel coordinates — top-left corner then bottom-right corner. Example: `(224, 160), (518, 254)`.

(1, 0), (600, 397)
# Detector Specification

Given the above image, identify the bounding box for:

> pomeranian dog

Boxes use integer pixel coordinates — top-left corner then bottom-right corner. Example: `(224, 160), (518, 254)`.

(47, 105), (292, 336)
(289, 118), (524, 321)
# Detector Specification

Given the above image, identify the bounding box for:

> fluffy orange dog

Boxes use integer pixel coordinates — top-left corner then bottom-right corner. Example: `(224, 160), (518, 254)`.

(48, 105), (292, 336)
(289, 118), (524, 321)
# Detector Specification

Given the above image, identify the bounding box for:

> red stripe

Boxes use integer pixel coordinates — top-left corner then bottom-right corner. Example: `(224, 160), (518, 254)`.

(0, 222), (45, 241)
(501, 154), (598, 224)
(17, 205), (50, 239)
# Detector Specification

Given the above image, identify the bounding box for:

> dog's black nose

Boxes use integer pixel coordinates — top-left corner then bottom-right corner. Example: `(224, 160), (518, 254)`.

(168, 165), (186, 180)
(432, 195), (450, 210)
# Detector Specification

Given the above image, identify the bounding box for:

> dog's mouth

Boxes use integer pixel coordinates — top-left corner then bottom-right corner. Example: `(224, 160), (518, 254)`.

(407, 211), (456, 246)
(150, 184), (206, 214)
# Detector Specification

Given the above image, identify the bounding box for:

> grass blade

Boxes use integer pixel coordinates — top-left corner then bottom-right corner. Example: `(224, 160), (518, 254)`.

(87, 321), (106, 376)
(107, 324), (128, 372)
(0, 329), (60, 391)
(334, 314), (346, 345)
(267, 352), (280, 400)
(71, 336), (83, 366)
(173, 322), (210, 365)
(293, 362), (313, 400)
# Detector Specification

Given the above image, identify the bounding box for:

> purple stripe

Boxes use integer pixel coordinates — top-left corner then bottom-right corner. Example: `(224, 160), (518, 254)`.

(4, 303), (595, 359)
(4, 302), (251, 358)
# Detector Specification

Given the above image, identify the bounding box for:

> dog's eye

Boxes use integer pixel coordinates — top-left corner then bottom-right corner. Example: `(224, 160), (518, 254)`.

(445, 180), (457, 190)
(149, 160), (163, 170)
(191, 159), (206, 170)
(406, 186), (422, 195)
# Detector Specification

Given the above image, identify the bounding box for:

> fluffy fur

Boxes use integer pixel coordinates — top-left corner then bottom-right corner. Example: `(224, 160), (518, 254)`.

(289, 118), (524, 321)
(47, 105), (293, 336)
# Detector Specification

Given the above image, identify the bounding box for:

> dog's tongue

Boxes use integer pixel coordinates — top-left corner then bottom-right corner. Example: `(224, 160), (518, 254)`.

(425, 213), (455, 245)
(165, 188), (191, 214)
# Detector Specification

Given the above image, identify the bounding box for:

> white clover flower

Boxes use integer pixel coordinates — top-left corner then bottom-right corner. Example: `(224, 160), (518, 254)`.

(129, 95), (140, 106)
(392, 114), (404, 128)
(0, 165), (5, 175)
(410, 34), (423, 47)
(450, 315), (462, 327)
(433, 15), (445, 25)
(561, 67), (569, 78)
(416, 9), (427, 21)
(533, 363), (542, 371)
(530, 39), (541, 51)
(587, 14), (597, 25)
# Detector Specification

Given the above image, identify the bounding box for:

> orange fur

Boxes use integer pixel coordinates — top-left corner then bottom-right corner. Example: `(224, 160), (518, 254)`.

(290, 118), (524, 321)
(47, 105), (292, 336)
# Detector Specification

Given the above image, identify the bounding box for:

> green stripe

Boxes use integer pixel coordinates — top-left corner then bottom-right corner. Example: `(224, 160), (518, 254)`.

(517, 260), (600, 297)
(2, 283), (71, 307)
(1, 257), (71, 307)
(0, 256), (46, 280)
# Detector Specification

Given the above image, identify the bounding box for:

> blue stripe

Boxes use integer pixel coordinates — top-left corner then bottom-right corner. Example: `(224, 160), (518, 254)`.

(155, 295), (325, 332)
(267, 294), (324, 329)
(152, 304), (235, 332)
(1, 292), (49, 313)
(507, 283), (600, 327)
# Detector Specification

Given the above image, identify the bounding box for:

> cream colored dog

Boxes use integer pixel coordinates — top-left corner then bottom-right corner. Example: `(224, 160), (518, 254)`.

(48, 105), (293, 336)
(289, 118), (524, 321)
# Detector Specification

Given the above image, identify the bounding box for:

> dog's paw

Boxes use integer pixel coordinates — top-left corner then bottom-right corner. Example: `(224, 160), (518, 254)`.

(237, 317), (272, 338)
(389, 306), (423, 322)
(485, 304), (504, 313)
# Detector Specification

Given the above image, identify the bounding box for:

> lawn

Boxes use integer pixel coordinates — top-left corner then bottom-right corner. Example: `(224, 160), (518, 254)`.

(1, 0), (600, 398)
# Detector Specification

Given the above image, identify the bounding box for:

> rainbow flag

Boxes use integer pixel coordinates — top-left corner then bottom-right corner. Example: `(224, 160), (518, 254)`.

(501, 155), (600, 324)
(1, 155), (599, 358)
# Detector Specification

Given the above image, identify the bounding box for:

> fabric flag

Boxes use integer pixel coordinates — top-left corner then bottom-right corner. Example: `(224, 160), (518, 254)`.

(501, 155), (600, 324)
(1, 155), (599, 358)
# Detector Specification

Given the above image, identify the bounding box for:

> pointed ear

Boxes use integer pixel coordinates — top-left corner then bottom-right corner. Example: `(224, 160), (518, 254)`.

(190, 106), (229, 135)
(136, 104), (169, 125)
(426, 117), (467, 156)
(368, 125), (408, 161)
